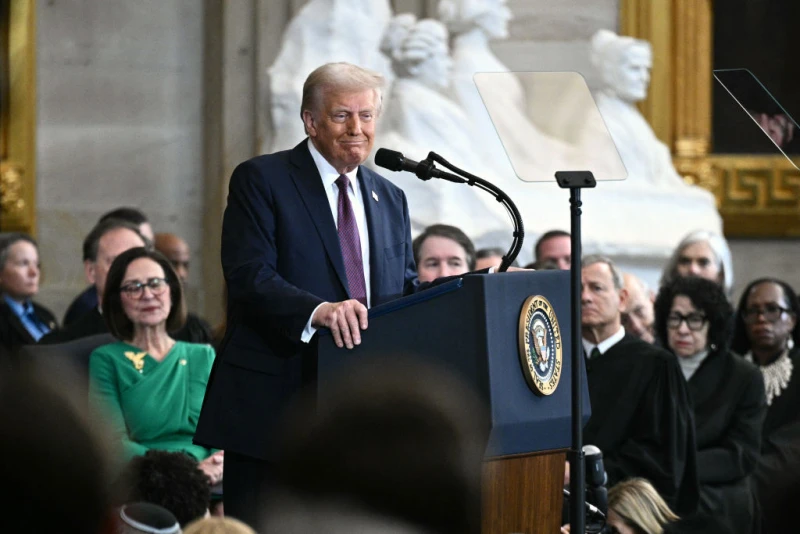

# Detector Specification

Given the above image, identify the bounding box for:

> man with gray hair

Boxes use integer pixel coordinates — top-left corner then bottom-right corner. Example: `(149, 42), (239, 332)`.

(195, 62), (420, 525)
(579, 254), (699, 515)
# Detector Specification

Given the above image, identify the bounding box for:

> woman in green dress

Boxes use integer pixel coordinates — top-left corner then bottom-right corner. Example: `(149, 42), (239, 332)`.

(89, 247), (223, 485)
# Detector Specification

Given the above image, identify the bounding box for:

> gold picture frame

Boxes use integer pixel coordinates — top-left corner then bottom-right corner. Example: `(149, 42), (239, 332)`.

(620, 0), (800, 237)
(0, 0), (36, 234)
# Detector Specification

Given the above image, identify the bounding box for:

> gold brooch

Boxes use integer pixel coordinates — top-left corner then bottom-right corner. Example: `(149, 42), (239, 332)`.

(124, 351), (147, 372)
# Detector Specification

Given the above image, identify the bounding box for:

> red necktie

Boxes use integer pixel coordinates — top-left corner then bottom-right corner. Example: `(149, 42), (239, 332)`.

(335, 175), (367, 306)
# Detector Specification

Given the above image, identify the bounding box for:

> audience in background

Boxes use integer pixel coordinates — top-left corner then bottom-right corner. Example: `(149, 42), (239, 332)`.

(115, 450), (211, 527)
(0, 370), (112, 534)
(88, 248), (222, 480)
(183, 517), (257, 534)
(534, 230), (571, 270)
(621, 272), (656, 344)
(154, 232), (213, 344)
(474, 246), (505, 270)
(63, 207), (154, 327)
(579, 255), (698, 515)
(654, 277), (765, 533)
(660, 230), (733, 296)
(268, 358), (488, 534)
(731, 278), (800, 533)
(41, 219), (148, 344)
(0, 233), (58, 364)
(412, 224), (475, 282)
(118, 502), (181, 534)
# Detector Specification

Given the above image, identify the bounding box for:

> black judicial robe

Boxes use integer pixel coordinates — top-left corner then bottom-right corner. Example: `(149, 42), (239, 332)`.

(583, 334), (699, 515)
(687, 349), (765, 534)
(752, 347), (800, 533)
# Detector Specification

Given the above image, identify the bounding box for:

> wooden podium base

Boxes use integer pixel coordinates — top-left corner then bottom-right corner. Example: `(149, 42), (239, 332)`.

(482, 450), (567, 534)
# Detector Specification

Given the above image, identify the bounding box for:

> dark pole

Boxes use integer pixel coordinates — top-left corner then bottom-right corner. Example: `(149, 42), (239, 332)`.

(556, 171), (596, 534)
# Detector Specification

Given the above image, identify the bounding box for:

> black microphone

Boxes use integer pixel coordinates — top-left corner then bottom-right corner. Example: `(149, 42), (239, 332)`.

(374, 148), (446, 180)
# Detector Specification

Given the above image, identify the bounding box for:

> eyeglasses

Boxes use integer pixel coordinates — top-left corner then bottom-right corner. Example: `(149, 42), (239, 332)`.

(120, 278), (169, 298)
(742, 304), (792, 324)
(666, 312), (707, 331)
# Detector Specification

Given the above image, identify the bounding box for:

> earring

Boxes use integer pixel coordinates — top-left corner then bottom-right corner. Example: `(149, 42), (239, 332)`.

(710, 343), (717, 351)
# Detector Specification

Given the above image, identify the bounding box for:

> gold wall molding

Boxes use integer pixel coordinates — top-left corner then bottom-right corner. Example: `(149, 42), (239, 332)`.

(1, 0), (36, 233)
(620, 0), (795, 237)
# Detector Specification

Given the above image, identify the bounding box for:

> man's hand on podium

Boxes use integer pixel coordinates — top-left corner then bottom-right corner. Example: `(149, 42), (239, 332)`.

(312, 299), (369, 349)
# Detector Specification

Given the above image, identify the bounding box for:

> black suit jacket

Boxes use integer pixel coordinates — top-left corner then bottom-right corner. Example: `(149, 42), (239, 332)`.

(0, 298), (58, 366)
(194, 140), (418, 460)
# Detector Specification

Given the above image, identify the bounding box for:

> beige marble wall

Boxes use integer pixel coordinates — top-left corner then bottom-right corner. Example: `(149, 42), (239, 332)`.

(36, 0), (205, 321)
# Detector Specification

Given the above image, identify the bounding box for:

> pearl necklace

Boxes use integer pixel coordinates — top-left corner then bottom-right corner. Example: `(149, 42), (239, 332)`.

(745, 349), (793, 406)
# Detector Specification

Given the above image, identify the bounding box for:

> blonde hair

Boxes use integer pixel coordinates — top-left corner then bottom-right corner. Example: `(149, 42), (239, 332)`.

(608, 478), (679, 534)
(182, 517), (256, 534)
(300, 62), (385, 124)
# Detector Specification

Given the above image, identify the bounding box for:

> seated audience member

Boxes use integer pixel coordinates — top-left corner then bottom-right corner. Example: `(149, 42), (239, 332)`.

(116, 450), (211, 527)
(580, 255), (698, 515)
(118, 503), (181, 534)
(0, 233), (58, 362)
(534, 230), (570, 270)
(654, 277), (765, 534)
(412, 224), (475, 282)
(154, 232), (213, 344)
(40, 219), (148, 344)
(475, 247), (516, 270)
(660, 230), (733, 296)
(267, 358), (488, 534)
(0, 370), (111, 534)
(621, 272), (656, 344)
(89, 247), (222, 481)
(731, 278), (800, 533)
(63, 207), (154, 327)
(183, 517), (256, 534)
(606, 478), (679, 534)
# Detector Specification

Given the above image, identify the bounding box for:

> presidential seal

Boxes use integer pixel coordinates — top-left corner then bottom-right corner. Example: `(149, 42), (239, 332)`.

(518, 295), (563, 396)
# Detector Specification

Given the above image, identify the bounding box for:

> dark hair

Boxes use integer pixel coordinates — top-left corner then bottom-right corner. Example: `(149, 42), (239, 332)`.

(0, 371), (110, 534)
(0, 232), (37, 270)
(534, 230), (570, 262)
(654, 276), (733, 353)
(116, 451), (210, 527)
(412, 224), (476, 271)
(102, 247), (187, 340)
(99, 207), (149, 226)
(731, 277), (800, 354)
(82, 218), (148, 262)
(275, 358), (488, 534)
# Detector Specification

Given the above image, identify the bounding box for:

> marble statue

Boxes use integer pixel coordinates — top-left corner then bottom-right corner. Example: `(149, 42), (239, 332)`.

(373, 18), (508, 242)
(266, 0), (392, 152)
(588, 29), (712, 197)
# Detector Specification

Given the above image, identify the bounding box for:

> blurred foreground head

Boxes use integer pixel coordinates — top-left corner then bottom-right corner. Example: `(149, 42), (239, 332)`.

(0, 370), (112, 533)
(269, 358), (490, 534)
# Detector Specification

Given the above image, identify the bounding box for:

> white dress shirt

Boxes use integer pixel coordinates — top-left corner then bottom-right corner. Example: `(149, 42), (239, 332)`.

(582, 326), (626, 358)
(301, 139), (372, 342)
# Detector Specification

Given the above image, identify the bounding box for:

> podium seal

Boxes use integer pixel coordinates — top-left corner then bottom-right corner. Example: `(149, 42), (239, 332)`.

(518, 295), (562, 396)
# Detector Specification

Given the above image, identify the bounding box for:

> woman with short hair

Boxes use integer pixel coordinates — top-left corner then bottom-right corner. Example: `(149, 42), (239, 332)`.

(88, 247), (223, 485)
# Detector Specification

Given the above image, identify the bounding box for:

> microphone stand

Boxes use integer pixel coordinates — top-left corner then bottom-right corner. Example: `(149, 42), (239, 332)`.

(555, 170), (597, 534)
(413, 151), (524, 272)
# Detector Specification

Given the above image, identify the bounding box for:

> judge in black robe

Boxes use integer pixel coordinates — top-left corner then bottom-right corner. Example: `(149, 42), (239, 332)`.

(731, 278), (800, 533)
(581, 257), (699, 516)
(656, 277), (766, 534)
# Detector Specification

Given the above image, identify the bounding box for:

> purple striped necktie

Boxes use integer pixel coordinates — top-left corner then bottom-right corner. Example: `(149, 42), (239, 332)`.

(335, 174), (367, 306)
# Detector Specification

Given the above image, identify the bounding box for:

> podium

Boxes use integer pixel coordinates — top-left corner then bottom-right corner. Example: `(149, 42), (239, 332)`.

(318, 271), (591, 534)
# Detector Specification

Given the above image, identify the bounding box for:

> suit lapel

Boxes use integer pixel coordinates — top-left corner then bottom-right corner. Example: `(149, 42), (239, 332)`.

(0, 301), (36, 344)
(358, 166), (384, 298)
(288, 141), (349, 295)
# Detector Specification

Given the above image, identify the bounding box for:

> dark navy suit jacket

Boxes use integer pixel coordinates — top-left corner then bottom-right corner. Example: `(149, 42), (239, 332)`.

(195, 140), (418, 459)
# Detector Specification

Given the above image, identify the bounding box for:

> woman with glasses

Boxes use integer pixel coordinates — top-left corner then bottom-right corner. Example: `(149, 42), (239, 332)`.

(731, 278), (800, 533)
(88, 247), (223, 485)
(654, 277), (765, 534)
